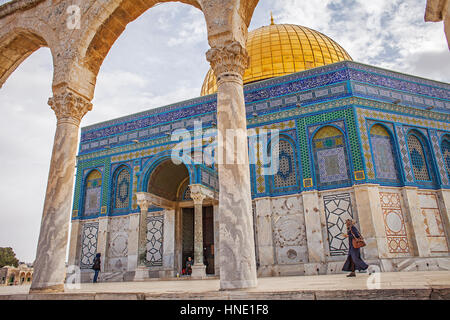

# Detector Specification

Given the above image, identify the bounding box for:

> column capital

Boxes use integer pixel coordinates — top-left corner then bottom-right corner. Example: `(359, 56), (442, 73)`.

(189, 184), (215, 205)
(48, 91), (92, 125)
(206, 40), (250, 82)
(136, 192), (151, 213)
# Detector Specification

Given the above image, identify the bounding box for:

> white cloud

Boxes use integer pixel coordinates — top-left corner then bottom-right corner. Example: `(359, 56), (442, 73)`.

(271, 0), (449, 82)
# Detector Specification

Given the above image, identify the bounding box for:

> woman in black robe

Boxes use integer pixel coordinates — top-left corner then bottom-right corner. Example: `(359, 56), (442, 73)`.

(342, 219), (368, 277)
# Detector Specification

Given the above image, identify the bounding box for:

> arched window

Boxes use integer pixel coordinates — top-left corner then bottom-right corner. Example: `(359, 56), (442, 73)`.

(112, 167), (131, 211)
(268, 137), (299, 193)
(370, 124), (401, 183)
(312, 126), (351, 188)
(441, 137), (450, 180)
(407, 131), (434, 182)
(83, 170), (102, 217)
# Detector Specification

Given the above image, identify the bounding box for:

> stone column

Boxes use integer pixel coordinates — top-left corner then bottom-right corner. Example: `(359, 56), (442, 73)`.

(190, 192), (207, 278)
(206, 41), (257, 290)
(134, 197), (150, 280)
(30, 91), (92, 293)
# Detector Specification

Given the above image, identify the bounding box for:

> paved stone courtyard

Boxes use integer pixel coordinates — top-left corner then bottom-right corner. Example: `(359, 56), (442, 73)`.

(0, 271), (449, 300)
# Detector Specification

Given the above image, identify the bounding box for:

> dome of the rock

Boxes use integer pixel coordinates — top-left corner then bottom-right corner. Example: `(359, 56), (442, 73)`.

(200, 22), (352, 96)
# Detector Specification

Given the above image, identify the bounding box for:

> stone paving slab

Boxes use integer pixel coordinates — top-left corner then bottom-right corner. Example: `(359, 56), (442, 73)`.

(0, 271), (449, 300)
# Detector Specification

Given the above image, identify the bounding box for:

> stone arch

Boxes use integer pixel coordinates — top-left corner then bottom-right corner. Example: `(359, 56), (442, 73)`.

(0, 27), (51, 88)
(311, 125), (352, 189)
(143, 157), (191, 201)
(80, 0), (202, 76)
(368, 123), (402, 184)
(78, 0), (260, 77)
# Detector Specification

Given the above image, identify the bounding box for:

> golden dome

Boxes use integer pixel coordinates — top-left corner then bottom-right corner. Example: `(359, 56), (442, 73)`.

(200, 23), (352, 96)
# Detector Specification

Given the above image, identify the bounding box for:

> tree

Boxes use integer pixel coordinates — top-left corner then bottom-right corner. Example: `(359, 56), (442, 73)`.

(0, 247), (19, 268)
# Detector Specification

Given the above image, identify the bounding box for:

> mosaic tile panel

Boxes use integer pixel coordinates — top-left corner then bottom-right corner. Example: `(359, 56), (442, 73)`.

(83, 170), (102, 217)
(80, 222), (99, 269)
(442, 139), (450, 181)
(146, 215), (164, 266)
(356, 108), (449, 182)
(396, 125), (414, 182)
(132, 165), (140, 210)
(297, 108), (362, 183)
(418, 192), (449, 253)
(81, 62), (449, 143)
(323, 193), (354, 256)
(255, 140), (265, 193)
(407, 134), (431, 181)
(432, 133), (450, 184)
(379, 192), (410, 254)
(312, 126), (351, 188)
(73, 157), (110, 215)
(114, 168), (131, 209)
(273, 140), (298, 189)
(370, 125), (400, 182)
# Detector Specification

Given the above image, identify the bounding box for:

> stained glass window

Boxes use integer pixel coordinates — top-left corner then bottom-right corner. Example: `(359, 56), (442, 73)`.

(407, 133), (431, 181)
(370, 125), (400, 182)
(441, 138), (450, 179)
(83, 170), (102, 217)
(114, 168), (131, 210)
(313, 126), (351, 188)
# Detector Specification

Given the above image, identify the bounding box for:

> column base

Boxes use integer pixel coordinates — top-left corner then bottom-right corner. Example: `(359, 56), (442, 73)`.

(134, 266), (149, 281)
(29, 283), (65, 293)
(191, 264), (207, 279)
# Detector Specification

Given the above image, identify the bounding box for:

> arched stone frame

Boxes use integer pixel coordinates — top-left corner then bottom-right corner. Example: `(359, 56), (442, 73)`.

(440, 134), (450, 181)
(267, 134), (301, 195)
(0, 0), (262, 292)
(368, 122), (403, 185)
(80, 169), (103, 218)
(406, 129), (438, 185)
(311, 124), (352, 189)
(139, 153), (195, 195)
(0, 23), (57, 89)
(109, 164), (133, 215)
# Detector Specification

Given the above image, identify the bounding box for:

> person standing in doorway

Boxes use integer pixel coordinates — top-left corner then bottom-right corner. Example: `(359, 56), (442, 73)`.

(92, 253), (101, 283)
(186, 256), (193, 275)
(342, 219), (369, 277)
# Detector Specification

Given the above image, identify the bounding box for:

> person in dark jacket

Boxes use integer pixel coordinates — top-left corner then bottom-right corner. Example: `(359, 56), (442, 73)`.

(92, 253), (101, 283)
(185, 256), (193, 275)
(342, 219), (368, 277)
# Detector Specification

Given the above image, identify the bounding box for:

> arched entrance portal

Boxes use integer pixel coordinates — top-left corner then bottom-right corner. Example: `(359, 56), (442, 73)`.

(136, 159), (218, 279)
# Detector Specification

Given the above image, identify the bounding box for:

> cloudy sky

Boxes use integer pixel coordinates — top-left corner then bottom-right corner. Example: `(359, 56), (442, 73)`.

(0, 0), (449, 263)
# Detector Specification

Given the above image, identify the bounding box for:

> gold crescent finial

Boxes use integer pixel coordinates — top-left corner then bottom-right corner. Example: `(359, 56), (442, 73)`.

(270, 11), (274, 25)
